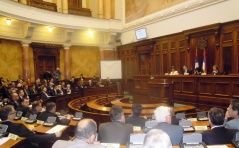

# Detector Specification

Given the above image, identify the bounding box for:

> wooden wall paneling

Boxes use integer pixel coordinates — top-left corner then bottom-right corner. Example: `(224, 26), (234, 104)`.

(179, 40), (186, 71)
(182, 81), (195, 94)
(198, 81), (213, 95)
(154, 44), (160, 74)
(162, 42), (168, 74)
(214, 82), (230, 97)
(222, 46), (233, 74)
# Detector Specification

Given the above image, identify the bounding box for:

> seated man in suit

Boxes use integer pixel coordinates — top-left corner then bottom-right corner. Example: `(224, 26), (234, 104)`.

(8, 92), (20, 109)
(52, 118), (105, 148)
(40, 86), (50, 101)
(147, 106), (183, 146)
(125, 104), (147, 129)
(98, 105), (133, 145)
(25, 101), (44, 118)
(16, 97), (30, 117)
(224, 99), (239, 129)
(143, 129), (172, 148)
(37, 102), (70, 125)
(182, 65), (193, 75)
(0, 105), (61, 146)
(212, 65), (222, 75)
(202, 107), (238, 144)
(85, 80), (95, 88)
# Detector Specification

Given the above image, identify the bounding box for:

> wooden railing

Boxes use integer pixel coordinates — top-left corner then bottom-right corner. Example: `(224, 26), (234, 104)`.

(68, 7), (92, 17)
(27, 0), (57, 12)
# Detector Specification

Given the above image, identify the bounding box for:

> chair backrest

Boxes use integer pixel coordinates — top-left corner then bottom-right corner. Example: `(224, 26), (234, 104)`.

(145, 120), (158, 128)
(29, 114), (37, 120)
(183, 133), (202, 144)
(130, 133), (146, 144)
(197, 111), (207, 118)
(176, 112), (185, 119)
(0, 124), (8, 134)
(46, 116), (56, 123)
(179, 119), (192, 127)
(75, 112), (83, 118)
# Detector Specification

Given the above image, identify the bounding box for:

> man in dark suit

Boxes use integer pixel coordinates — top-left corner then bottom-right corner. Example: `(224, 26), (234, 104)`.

(37, 102), (70, 125)
(16, 97), (30, 117)
(147, 106), (183, 146)
(212, 65), (222, 75)
(8, 92), (20, 109)
(126, 104), (147, 128)
(85, 80), (95, 88)
(40, 86), (50, 101)
(25, 101), (44, 118)
(98, 105), (133, 145)
(182, 65), (193, 75)
(202, 107), (238, 145)
(52, 119), (105, 148)
(0, 105), (62, 146)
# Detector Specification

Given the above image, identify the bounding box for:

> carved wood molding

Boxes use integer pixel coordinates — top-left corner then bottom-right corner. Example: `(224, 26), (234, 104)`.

(27, 0), (57, 12)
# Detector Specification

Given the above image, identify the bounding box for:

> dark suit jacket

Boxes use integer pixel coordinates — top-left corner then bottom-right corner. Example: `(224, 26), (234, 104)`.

(2, 121), (56, 143)
(40, 92), (49, 101)
(149, 122), (184, 146)
(8, 100), (19, 109)
(202, 126), (238, 145)
(125, 115), (147, 128)
(16, 105), (30, 117)
(37, 111), (70, 125)
(98, 121), (133, 145)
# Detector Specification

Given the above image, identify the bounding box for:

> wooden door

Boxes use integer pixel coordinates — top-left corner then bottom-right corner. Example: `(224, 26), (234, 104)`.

(38, 56), (56, 79)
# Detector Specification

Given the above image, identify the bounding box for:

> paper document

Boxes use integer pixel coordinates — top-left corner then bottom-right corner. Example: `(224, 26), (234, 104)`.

(194, 126), (208, 131)
(187, 118), (197, 121)
(46, 125), (67, 133)
(0, 137), (10, 145)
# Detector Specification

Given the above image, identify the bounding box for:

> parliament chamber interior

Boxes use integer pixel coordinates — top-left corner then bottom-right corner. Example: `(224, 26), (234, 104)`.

(0, 0), (239, 148)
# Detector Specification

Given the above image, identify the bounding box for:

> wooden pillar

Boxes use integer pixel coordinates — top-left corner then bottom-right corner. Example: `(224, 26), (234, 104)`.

(22, 42), (31, 81)
(64, 46), (71, 80)
(62, 0), (68, 14)
(98, 0), (103, 18)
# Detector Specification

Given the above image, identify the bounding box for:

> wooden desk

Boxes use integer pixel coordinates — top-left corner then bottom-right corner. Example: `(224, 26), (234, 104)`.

(0, 137), (25, 148)
(133, 75), (239, 109)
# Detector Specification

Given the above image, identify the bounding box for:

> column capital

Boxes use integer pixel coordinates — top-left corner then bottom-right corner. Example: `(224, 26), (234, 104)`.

(21, 41), (31, 47)
(63, 44), (71, 50)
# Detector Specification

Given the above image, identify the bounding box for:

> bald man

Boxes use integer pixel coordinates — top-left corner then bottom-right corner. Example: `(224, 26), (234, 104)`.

(52, 119), (105, 148)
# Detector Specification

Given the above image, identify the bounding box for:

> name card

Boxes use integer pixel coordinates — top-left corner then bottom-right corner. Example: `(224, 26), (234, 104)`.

(37, 120), (44, 125)
(101, 143), (120, 148)
(133, 126), (141, 131)
(8, 133), (19, 140)
(194, 126), (208, 131)
(21, 117), (27, 121)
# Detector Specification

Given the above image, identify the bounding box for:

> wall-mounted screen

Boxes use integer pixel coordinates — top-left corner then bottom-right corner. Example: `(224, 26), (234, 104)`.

(135, 28), (147, 40)
(100, 60), (122, 79)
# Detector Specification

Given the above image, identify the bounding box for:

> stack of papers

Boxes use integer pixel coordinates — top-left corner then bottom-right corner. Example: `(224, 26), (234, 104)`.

(46, 125), (67, 133)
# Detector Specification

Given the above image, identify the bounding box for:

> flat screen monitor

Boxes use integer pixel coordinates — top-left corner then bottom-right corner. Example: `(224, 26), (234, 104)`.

(135, 28), (147, 40)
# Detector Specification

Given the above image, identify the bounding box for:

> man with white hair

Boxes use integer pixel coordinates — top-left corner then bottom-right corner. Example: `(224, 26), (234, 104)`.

(143, 129), (172, 148)
(147, 106), (183, 146)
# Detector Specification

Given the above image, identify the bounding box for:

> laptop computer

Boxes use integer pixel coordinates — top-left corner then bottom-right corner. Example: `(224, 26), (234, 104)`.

(128, 133), (146, 148)
(14, 111), (23, 120)
(72, 112), (83, 120)
(232, 132), (239, 148)
(25, 114), (37, 124)
(43, 116), (57, 126)
(180, 133), (206, 148)
(0, 124), (8, 137)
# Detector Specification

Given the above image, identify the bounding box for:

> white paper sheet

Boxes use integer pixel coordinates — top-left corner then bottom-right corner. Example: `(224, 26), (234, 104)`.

(46, 125), (67, 133)
(0, 137), (10, 145)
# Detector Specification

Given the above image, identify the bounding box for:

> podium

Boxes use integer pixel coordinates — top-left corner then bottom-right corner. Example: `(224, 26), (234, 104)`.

(148, 79), (174, 106)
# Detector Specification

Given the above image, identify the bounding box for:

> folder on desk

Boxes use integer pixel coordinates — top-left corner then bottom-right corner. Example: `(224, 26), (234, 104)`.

(0, 124), (8, 137)
(14, 111), (23, 120)
(43, 116), (57, 126)
(232, 132), (239, 148)
(180, 133), (207, 148)
(197, 112), (208, 121)
(179, 119), (195, 132)
(72, 112), (83, 120)
(25, 114), (37, 124)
